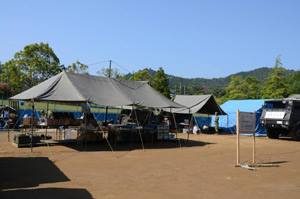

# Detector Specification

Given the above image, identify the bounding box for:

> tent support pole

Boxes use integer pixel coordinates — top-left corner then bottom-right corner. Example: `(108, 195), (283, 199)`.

(171, 110), (181, 149)
(193, 114), (201, 142)
(86, 102), (115, 156)
(31, 99), (35, 153)
(7, 99), (10, 142)
(133, 106), (145, 151)
(84, 105), (87, 150)
(186, 109), (192, 141)
(46, 101), (49, 136)
(105, 106), (108, 122)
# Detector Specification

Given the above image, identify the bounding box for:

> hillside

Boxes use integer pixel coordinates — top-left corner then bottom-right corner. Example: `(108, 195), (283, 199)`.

(126, 67), (296, 97)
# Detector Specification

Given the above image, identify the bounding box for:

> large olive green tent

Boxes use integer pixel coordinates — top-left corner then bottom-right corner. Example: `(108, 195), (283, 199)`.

(10, 71), (184, 109)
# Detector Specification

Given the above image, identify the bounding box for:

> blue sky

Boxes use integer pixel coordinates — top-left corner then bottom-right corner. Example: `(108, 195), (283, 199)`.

(1, 0), (299, 78)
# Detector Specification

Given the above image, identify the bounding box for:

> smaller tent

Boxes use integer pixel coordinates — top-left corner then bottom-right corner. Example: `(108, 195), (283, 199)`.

(170, 95), (226, 115)
(212, 99), (266, 136)
(163, 95), (226, 129)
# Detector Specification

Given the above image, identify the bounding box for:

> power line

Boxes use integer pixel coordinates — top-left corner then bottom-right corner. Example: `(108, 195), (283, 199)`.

(87, 60), (110, 66)
(86, 59), (132, 74)
(112, 61), (131, 73)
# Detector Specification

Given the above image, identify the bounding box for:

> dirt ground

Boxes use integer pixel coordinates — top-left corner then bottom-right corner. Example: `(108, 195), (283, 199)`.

(0, 130), (299, 199)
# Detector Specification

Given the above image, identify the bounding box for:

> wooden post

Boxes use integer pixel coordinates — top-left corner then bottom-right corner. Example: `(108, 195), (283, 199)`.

(253, 110), (256, 163)
(253, 132), (255, 163)
(236, 109), (240, 165)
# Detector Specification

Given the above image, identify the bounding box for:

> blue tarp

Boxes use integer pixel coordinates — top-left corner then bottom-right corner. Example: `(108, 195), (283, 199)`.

(194, 116), (212, 129)
(18, 109), (119, 127)
(211, 99), (266, 136)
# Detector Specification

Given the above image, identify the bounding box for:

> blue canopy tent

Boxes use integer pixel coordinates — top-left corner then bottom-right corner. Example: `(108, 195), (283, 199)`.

(211, 99), (266, 136)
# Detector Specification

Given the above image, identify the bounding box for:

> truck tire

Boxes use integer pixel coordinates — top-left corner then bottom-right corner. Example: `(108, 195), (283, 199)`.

(266, 128), (280, 139)
(291, 128), (300, 141)
(119, 114), (129, 125)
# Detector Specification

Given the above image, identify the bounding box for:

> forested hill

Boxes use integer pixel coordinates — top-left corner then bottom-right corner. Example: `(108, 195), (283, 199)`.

(125, 67), (295, 96)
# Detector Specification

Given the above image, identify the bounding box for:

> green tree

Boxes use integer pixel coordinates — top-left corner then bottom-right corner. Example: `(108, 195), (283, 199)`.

(224, 75), (260, 100)
(152, 67), (170, 98)
(97, 67), (125, 79)
(225, 76), (248, 100)
(210, 86), (226, 98)
(1, 60), (24, 95)
(0, 62), (14, 98)
(10, 42), (64, 89)
(0, 62), (2, 83)
(66, 61), (89, 74)
(288, 71), (300, 95)
(129, 70), (153, 82)
(243, 76), (260, 99)
(260, 56), (291, 99)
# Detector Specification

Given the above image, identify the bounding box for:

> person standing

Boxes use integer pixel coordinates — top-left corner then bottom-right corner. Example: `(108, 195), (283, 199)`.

(214, 112), (219, 133)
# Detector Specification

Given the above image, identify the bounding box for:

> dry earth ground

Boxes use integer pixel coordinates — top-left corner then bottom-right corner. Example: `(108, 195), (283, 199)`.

(0, 130), (299, 199)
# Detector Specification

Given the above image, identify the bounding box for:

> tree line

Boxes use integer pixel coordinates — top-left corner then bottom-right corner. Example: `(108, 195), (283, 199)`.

(216, 55), (300, 104)
(0, 42), (171, 99)
(1, 43), (299, 104)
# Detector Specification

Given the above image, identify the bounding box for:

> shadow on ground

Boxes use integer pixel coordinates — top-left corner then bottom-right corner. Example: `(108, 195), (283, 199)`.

(262, 161), (289, 164)
(0, 188), (93, 199)
(0, 157), (69, 190)
(64, 138), (214, 152)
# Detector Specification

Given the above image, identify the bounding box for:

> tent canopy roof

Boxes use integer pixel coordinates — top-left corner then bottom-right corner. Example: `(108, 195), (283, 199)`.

(170, 94), (226, 115)
(10, 71), (184, 108)
(220, 99), (266, 113)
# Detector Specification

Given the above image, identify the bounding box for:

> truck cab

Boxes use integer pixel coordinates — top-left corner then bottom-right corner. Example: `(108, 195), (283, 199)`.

(260, 99), (300, 140)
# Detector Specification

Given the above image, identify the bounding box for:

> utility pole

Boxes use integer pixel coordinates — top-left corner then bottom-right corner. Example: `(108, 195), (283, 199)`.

(179, 82), (181, 95)
(6, 67), (9, 100)
(108, 60), (112, 78)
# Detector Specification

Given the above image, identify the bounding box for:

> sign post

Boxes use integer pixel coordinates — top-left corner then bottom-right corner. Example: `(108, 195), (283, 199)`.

(236, 110), (256, 165)
(236, 109), (240, 164)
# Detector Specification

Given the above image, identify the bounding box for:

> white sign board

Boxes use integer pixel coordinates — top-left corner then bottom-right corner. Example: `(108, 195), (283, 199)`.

(238, 111), (256, 132)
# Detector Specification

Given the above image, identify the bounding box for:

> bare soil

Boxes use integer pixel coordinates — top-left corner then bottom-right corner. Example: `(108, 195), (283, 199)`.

(0, 130), (299, 199)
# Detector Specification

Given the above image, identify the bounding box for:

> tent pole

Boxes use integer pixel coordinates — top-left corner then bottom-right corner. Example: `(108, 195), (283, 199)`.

(46, 101), (49, 136)
(186, 108), (192, 141)
(171, 110), (181, 149)
(193, 114), (201, 142)
(31, 99), (35, 153)
(133, 106), (145, 151)
(7, 100), (10, 142)
(105, 106), (108, 122)
(86, 102), (115, 156)
(84, 103), (87, 150)
(207, 114), (210, 133)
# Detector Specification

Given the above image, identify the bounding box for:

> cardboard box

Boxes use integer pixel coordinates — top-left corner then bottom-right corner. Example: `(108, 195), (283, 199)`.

(23, 118), (38, 126)
(46, 119), (53, 126)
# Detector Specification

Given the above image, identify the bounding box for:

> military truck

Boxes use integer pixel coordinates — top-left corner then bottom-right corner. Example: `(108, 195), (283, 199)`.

(260, 99), (300, 141)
